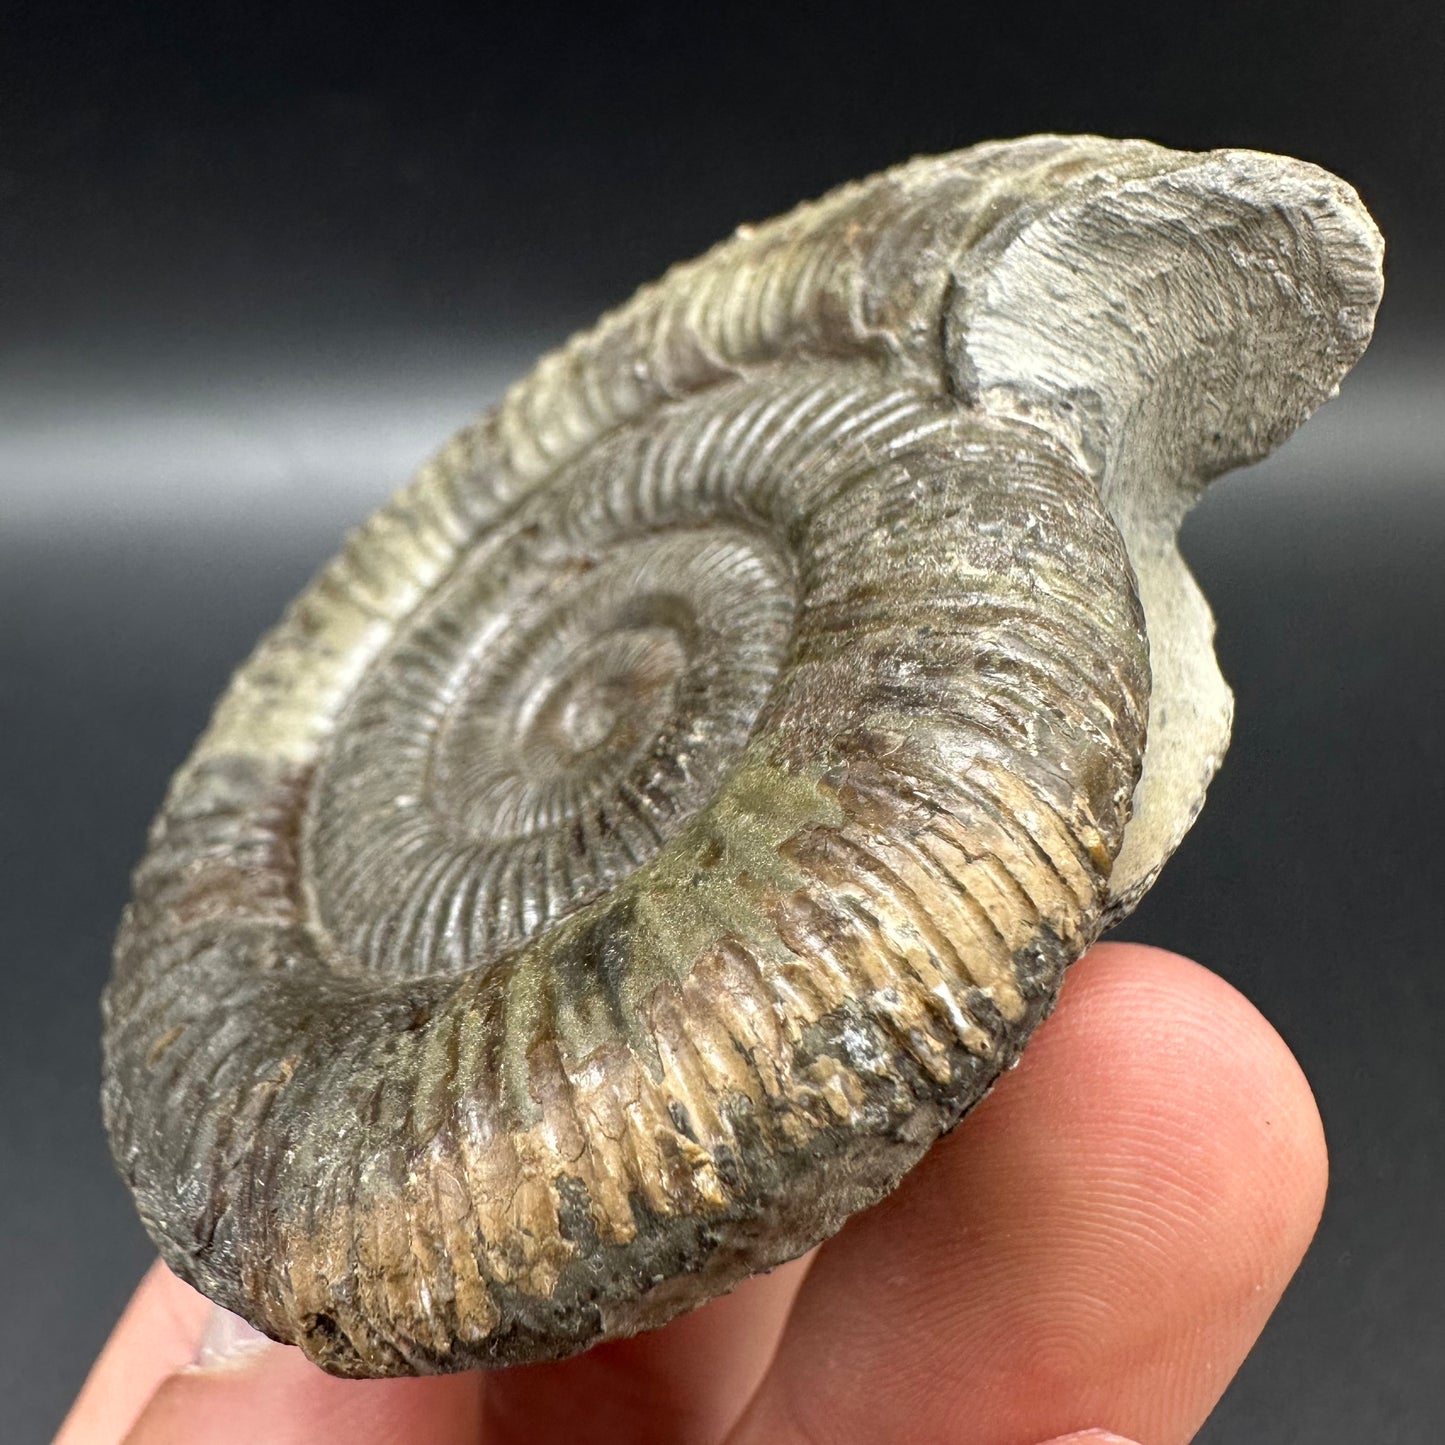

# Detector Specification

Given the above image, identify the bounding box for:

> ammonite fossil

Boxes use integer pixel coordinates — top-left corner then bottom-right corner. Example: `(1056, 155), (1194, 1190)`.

(102, 135), (1383, 1375)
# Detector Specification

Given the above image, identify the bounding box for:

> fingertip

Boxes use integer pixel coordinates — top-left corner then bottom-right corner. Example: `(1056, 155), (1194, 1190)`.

(190, 1305), (275, 1372)
(1035, 1433), (1143, 1445)
(729, 941), (1331, 1445)
(56, 1264), (212, 1445)
(122, 1349), (484, 1445)
(974, 942), (1330, 1428)
(58, 1260), (483, 1445)
(1056, 943), (1329, 1273)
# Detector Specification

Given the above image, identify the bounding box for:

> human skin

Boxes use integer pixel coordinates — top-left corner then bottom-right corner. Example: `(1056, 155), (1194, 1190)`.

(60, 943), (1328, 1445)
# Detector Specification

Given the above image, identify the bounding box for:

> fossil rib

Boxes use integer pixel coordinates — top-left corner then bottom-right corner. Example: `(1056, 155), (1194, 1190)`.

(101, 135), (1383, 1375)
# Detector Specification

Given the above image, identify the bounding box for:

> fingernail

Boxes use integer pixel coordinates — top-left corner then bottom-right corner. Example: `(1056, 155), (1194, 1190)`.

(193, 1303), (275, 1370)
(1035, 1433), (1142, 1445)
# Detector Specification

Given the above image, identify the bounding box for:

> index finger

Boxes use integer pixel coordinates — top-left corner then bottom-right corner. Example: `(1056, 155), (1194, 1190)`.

(725, 943), (1329, 1444)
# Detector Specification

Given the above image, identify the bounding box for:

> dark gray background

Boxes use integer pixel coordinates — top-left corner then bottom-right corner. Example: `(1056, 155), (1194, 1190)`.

(3, 3), (1442, 1440)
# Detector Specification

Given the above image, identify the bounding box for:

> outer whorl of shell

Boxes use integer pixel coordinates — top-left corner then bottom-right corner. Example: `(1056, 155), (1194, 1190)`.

(102, 136), (1383, 1375)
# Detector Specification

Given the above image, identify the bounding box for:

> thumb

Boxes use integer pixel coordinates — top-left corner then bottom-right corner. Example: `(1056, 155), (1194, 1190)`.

(57, 1264), (481, 1445)
(123, 1305), (482, 1445)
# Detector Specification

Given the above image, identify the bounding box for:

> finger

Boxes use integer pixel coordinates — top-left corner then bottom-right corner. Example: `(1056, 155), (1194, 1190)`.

(726, 943), (1329, 1445)
(55, 1263), (483, 1445)
(118, 1325), (483, 1445)
(1037, 1434), (1142, 1444)
(482, 1250), (812, 1445)
(56, 1261), (211, 1445)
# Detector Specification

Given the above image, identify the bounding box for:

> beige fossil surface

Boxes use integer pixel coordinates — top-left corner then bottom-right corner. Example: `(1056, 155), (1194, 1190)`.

(102, 135), (1382, 1375)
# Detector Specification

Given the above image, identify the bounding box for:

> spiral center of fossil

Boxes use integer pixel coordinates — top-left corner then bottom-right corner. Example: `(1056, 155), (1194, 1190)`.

(433, 600), (704, 843)
(529, 625), (686, 760)
(303, 522), (796, 978)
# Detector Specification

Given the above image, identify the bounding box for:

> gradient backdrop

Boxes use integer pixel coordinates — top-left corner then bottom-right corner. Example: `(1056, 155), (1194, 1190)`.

(4, 4), (1442, 1440)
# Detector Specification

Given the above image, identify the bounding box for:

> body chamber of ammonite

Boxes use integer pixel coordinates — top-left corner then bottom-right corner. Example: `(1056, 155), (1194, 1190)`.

(102, 135), (1383, 1375)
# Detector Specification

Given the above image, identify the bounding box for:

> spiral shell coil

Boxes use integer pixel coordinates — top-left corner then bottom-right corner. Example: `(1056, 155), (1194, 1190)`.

(102, 135), (1383, 1373)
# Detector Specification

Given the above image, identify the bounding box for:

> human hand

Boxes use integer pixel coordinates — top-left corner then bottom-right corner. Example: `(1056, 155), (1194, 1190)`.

(57, 943), (1326, 1445)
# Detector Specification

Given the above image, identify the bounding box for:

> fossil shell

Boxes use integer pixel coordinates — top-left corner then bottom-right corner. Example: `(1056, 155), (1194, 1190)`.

(101, 135), (1382, 1375)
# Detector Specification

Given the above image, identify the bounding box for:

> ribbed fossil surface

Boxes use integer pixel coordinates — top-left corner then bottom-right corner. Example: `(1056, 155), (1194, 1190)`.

(102, 135), (1383, 1374)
